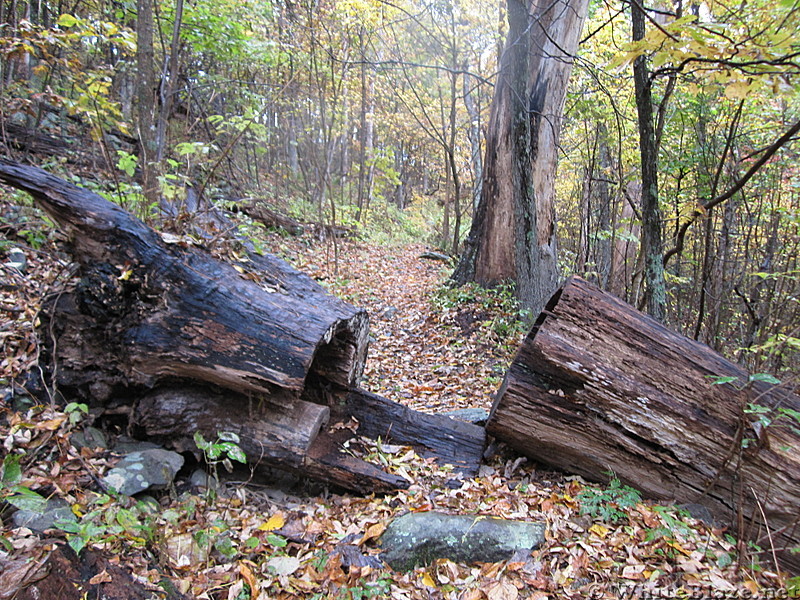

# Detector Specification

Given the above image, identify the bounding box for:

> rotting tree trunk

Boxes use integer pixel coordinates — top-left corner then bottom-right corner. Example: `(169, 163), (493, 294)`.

(487, 276), (800, 573)
(0, 158), (485, 492)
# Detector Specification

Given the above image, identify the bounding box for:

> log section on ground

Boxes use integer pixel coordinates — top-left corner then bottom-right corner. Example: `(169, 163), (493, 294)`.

(336, 388), (486, 477)
(487, 276), (800, 573)
(0, 159), (369, 398)
(0, 158), (484, 492)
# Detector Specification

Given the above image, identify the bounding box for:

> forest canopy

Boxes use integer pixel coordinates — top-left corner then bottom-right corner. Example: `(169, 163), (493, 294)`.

(0, 0), (798, 376)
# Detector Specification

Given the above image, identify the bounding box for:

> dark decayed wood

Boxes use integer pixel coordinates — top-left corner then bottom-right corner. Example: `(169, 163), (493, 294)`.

(338, 388), (486, 477)
(488, 275), (800, 573)
(0, 158), (485, 493)
(0, 158), (369, 397)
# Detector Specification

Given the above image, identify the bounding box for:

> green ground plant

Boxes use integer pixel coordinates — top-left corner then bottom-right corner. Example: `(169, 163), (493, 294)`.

(577, 475), (643, 524)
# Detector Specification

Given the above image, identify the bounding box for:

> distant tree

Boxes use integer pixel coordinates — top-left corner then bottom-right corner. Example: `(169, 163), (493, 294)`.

(630, 0), (667, 321)
(452, 0), (589, 315)
(136, 0), (159, 206)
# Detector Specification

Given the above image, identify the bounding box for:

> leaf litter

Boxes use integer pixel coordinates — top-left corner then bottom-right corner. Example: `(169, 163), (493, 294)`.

(0, 218), (793, 599)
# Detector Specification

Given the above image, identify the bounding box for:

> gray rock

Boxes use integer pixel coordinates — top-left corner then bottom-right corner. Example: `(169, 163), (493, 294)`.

(5, 248), (26, 273)
(441, 408), (490, 425)
(12, 497), (76, 532)
(379, 511), (545, 571)
(103, 448), (184, 496)
(71, 426), (108, 450)
(112, 438), (162, 454)
(189, 468), (219, 491)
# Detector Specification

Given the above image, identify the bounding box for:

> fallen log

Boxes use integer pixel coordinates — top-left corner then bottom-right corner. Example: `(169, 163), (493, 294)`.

(0, 158), (369, 398)
(134, 385), (486, 491)
(235, 200), (305, 236)
(0, 158), (484, 492)
(337, 388), (486, 477)
(487, 276), (800, 573)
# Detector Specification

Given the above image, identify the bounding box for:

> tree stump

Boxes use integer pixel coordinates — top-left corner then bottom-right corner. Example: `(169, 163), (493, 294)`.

(487, 276), (800, 573)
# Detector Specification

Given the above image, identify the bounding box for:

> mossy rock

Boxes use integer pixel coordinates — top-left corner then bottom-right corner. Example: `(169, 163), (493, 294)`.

(379, 511), (545, 571)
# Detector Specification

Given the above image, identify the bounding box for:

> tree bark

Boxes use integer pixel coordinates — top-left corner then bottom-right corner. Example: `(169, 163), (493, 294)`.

(0, 158), (485, 493)
(136, 0), (159, 206)
(487, 276), (800, 573)
(452, 0), (589, 315)
(631, 0), (667, 320)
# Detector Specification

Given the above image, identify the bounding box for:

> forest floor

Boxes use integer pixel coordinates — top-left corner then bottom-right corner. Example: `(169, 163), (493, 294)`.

(0, 214), (794, 599)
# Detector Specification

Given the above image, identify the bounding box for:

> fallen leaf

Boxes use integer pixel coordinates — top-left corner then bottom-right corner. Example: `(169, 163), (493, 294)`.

(259, 512), (286, 532)
(421, 572), (437, 587)
(267, 555), (300, 577)
(589, 524), (609, 538)
(485, 580), (518, 600)
(88, 570), (112, 584)
(358, 522), (386, 545)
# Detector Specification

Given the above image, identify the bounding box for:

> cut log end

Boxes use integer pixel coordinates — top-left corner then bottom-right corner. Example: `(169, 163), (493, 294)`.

(488, 275), (800, 574)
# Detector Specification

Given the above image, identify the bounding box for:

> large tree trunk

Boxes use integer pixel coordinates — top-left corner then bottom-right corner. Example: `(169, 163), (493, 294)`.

(452, 0), (589, 315)
(0, 158), (485, 492)
(487, 276), (800, 573)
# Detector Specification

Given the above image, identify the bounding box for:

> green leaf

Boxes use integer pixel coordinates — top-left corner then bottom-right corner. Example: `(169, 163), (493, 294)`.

(245, 536), (259, 550)
(115, 508), (140, 531)
(710, 376), (739, 386)
(217, 431), (240, 444)
(266, 533), (287, 547)
(194, 432), (210, 451)
(57, 13), (79, 27)
(214, 535), (237, 558)
(2, 455), (22, 486)
(748, 373), (781, 385)
(7, 487), (48, 513)
(68, 535), (86, 555)
(219, 442), (247, 463)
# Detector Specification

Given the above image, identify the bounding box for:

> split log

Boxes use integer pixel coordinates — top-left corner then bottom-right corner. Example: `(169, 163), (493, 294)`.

(487, 276), (800, 573)
(135, 385), (409, 494)
(0, 158), (369, 398)
(134, 385), (486, 491)
(0, 158), (485, 492)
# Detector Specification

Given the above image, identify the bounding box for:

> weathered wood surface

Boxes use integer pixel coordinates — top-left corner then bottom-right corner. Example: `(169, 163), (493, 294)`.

(0, 158), (369, 398)
(488, 276), (800, 573)
(338, 388), (486, 477)
(135, 385), (329, 469)
(237, 201), (305, 236)
(0, 158), (485, 494)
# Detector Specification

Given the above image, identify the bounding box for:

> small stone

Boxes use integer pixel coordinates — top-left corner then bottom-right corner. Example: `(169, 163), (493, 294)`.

(71, 426), (108, 450)
(189, 468), (219, 491)
(5, 248), (26, 273)
(12, 497), (76, 532)
(103, 448), (184, 496)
